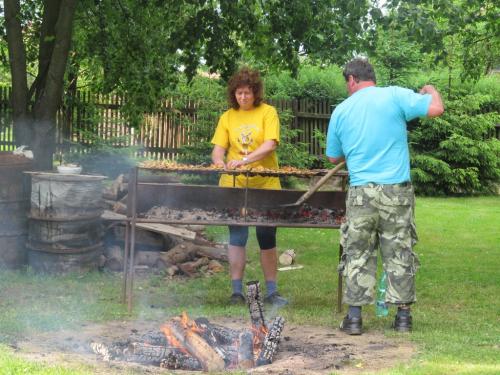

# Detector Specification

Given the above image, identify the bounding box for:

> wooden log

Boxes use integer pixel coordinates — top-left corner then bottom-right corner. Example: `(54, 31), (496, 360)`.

(237, 330), (255, 369)
(89, 341), (126, 361)
(135, 250), (165, 267)
(194, 318), (240, 346)
(155, 242), (198, 267)
(165, 265), (179, 276)
(207, 260), (224, 273)
(196, 245), (228, 262)
(162, 319), (226, 372)
(246, 281), (267, 329)
(160, 353), (202, 370)
(178, 257), (210, 276)
(278, 249), (296, 266)
(256, 316), (285, 366)
(123, 343), (179, 365)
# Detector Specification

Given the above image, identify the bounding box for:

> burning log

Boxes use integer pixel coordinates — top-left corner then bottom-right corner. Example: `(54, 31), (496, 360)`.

(161, 317), (226, 372)
(256, 316), (285, 366)
(246, 281), (267, 329)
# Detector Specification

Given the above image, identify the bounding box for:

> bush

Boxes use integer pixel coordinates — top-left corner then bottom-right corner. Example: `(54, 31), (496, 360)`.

(410, 86), (500, 195)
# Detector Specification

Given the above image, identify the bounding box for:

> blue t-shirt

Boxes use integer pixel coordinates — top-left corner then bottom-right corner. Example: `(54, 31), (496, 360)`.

(326, 86), (431, 186)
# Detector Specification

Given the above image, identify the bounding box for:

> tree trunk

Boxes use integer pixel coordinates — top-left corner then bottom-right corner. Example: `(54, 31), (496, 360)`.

(4, 0), (30, 146)
(4, 0), (77, 170)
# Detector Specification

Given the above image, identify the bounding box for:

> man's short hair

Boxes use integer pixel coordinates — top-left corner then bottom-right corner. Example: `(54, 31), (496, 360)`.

(343, 58), (376, 83)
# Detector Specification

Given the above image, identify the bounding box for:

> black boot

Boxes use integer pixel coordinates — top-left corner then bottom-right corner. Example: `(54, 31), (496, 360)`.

(340, 315), (362, 335)
(393, 306), (412, 332)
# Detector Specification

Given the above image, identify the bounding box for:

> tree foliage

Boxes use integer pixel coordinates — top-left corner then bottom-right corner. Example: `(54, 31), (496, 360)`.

(381, 0), (499, 82)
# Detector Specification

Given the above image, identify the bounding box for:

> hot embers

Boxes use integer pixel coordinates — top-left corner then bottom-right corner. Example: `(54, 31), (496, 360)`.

(145, 204), (344, 225)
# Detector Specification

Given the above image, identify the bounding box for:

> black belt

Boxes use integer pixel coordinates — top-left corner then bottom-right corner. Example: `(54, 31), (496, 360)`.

(352, 181), (411, 188)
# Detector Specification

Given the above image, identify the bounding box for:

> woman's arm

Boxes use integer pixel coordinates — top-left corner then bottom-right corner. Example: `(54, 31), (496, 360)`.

(211, 145), (227, 168)
(226, 139), (277, 169)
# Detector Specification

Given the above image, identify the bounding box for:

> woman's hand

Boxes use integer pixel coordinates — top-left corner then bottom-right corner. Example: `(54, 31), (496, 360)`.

(226, 158), (247, 169)
(211, 145), (227, 168)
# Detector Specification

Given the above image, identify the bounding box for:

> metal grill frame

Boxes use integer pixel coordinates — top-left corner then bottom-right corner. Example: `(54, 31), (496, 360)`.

(119, 166), (348, 313)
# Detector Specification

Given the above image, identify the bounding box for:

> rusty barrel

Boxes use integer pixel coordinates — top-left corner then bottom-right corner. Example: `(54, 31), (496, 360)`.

(27, 172), (106, 274)
(0, 153), (33, 269)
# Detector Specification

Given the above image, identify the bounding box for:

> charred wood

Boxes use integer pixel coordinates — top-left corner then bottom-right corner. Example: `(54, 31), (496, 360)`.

(89, 341), (126, 361)
(237, 330), (255, 369)
(246, 281), (267, 329)
(160, 353), (202, 370)
(122, 343), (178, 365)
(256, 316), (285, 366)
(194, 318), (240, 346)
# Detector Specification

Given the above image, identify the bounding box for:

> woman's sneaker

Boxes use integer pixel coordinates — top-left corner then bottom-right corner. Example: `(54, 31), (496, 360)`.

(339, 315), (362, 335)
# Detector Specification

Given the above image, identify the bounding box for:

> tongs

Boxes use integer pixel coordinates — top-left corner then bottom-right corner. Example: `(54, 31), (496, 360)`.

(278, 161), (346, 208)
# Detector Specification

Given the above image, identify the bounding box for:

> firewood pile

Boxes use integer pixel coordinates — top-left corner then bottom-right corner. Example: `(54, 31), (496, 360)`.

(90, 282), (285, 371)
(101, 175), (227, 277)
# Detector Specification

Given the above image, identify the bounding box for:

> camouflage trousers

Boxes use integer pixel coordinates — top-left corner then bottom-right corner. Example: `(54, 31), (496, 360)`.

(338, 182), (420, 306)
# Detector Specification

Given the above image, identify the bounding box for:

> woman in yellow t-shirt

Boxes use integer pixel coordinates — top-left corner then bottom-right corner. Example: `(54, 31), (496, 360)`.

(211, 67), (288, 307)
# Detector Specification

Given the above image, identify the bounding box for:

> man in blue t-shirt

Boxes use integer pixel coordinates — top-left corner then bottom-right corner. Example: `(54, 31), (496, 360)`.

(327, 58), (444, 335)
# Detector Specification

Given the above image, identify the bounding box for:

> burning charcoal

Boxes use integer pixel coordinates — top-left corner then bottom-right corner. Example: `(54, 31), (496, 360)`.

(256, 316), (285, 366)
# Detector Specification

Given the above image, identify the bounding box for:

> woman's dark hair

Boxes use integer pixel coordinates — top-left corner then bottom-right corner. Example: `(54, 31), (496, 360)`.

(227, 67), (264, 109)
(343, 58), (377, 84)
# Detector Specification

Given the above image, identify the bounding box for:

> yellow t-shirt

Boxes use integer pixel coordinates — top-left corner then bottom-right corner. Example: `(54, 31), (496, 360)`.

(211, 103), (281, 189)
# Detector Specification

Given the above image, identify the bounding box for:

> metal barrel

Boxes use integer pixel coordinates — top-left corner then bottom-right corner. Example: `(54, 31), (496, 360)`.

(27, 172), (106, 274)
(0, 152), (33, 269)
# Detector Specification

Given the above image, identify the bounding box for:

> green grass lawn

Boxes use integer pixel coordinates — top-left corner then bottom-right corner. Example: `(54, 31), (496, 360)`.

(0, 196), (499, 374)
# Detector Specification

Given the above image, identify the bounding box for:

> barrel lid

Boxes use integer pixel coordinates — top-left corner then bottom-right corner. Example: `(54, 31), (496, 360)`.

(0, 152), (33, 166)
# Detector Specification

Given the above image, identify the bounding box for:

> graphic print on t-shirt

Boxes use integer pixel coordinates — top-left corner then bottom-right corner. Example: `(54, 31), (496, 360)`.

(236, 123), (258, 156)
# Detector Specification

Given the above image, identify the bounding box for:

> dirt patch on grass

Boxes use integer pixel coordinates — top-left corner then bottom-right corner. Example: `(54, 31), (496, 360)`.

(13, 317), (414, 374)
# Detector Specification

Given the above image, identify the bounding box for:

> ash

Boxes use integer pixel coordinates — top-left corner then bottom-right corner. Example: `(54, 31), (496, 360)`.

(145, 205), (344, 225)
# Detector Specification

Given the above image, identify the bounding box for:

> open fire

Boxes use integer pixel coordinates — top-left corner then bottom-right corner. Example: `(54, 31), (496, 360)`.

(90, 281), (284, 371)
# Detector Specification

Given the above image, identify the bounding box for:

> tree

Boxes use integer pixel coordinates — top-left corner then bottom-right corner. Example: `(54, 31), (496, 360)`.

(2, 0), (379, 168)
(381, 1), (499, 84)
(4, 0), (77, 169)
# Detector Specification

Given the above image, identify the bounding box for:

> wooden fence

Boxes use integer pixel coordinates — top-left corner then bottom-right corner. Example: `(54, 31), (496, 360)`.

(0, 87), (335, 158)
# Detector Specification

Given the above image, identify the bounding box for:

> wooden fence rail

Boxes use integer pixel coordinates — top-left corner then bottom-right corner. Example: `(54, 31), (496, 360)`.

(0, 88), (335, 159)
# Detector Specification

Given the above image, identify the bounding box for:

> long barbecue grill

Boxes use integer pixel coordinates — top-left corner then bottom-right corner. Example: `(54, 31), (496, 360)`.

(122, 165), (348, 312)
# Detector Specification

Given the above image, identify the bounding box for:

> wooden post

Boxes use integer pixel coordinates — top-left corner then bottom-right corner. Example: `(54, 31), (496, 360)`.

(337, 244), (343, 313)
